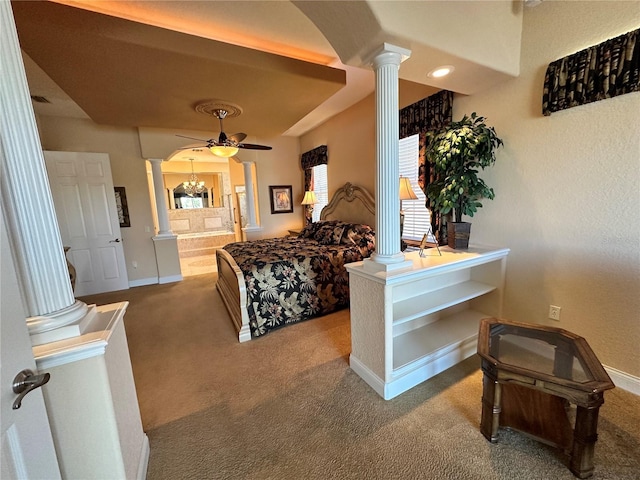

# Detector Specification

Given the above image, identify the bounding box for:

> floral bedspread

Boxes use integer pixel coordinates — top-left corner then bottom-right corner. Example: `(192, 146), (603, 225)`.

(223, 222), (374, 338)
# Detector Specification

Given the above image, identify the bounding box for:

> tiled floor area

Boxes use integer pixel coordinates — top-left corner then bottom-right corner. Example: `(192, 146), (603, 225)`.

(179, 253), (217, 277)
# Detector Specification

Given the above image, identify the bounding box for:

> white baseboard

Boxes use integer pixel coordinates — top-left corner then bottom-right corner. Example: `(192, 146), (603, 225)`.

(349, 355), (386, 398)
(351, 358), (640, 399)
(129, 274), (184, 287)
(129, 277), (158, 288)
(137, 434), (150, 480)
(604, 365), (640, 396)
(350, 336), (477, 400)
(158, 274), (183, 284)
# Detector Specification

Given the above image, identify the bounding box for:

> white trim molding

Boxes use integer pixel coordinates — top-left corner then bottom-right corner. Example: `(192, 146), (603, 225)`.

(604, 365), (640, 396)
(129, 277), (159, 288)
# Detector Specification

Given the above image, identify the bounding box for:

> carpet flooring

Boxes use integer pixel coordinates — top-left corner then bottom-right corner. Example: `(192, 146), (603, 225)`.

(80, 274), (640, 480)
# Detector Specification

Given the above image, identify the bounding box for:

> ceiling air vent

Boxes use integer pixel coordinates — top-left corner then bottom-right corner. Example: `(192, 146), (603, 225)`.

(30, 95), (51, 104)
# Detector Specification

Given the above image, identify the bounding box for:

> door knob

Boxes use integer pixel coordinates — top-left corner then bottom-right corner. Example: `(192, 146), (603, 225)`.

(12, 369), (51, 410)
(109, 238), (121, 243)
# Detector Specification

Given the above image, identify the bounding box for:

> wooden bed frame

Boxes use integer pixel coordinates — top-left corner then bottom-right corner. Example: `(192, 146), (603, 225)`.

(216, 182), (376, 342)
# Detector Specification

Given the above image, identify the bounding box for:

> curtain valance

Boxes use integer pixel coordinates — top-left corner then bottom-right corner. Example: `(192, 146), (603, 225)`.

(301, 145), (328, 170)
(400, 90), (453, 139)
(542, 28), (639, 116)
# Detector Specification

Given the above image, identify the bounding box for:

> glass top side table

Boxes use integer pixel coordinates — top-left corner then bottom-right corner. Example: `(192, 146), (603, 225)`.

(477, 318), (615, 479)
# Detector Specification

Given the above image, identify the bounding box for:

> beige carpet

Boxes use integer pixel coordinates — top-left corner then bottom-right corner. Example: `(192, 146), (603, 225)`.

(80, 274), (640, 480)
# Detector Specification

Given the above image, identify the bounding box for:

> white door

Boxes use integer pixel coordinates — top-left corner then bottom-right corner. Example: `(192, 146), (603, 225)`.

(1, 212), (61, 479)
(44, 151), (129, 296)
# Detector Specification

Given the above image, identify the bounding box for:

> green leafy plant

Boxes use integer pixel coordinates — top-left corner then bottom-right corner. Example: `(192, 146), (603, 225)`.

(426, 112), (503, 223)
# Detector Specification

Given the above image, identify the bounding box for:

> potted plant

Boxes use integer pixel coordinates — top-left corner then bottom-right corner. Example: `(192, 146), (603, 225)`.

(425, 112), (503, 249)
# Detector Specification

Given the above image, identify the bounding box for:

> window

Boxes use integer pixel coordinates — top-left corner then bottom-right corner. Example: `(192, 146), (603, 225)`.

(312, 163), (328, 222)
(178, 196), (204, 209)
(399, 134), (434, 242)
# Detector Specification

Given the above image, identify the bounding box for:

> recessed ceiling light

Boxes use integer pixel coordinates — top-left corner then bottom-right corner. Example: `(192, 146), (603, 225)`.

(428, 65), (455, 78)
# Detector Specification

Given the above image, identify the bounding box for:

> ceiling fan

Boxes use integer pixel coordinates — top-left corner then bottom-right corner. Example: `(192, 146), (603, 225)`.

(177, 103), (272, 158)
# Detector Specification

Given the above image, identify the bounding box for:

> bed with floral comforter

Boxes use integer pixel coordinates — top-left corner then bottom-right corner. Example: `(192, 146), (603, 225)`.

(221, 221), (375, 339)
(216, 182), (377, 342)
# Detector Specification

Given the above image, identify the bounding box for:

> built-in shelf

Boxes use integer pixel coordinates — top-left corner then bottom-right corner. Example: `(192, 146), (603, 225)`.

(393, 280), (496, 326)
(393, 309), (486, 370)
(347, 246), (509, 400)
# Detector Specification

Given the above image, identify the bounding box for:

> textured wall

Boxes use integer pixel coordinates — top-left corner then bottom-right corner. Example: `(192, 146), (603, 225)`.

(39, 116), (159, 283)
(301, 1), (640, 380)
(453, 1), (640, 377)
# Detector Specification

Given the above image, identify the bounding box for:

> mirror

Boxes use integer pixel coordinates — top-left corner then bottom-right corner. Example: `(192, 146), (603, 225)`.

(163, 172), (228, 209)
(173, 183), (210, 208)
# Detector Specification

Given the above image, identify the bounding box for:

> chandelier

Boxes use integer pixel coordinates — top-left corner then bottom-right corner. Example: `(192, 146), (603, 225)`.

(183, 159), (205, 197)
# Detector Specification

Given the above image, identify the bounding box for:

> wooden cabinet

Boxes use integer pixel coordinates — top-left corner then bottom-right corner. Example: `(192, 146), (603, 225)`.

(346, 246), (509, 400)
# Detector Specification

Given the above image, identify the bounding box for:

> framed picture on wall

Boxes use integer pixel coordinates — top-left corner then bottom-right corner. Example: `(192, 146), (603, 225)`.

(114, 186), (130, 227)
(269, 185), (293, 214)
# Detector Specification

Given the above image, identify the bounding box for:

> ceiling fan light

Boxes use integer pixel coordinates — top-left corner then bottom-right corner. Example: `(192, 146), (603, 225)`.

(209, 145), (239, 157)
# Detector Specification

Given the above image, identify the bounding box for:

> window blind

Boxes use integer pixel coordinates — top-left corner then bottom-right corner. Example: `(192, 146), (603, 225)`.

(312, 164), (328, 222)
(399, 134), (433, 242)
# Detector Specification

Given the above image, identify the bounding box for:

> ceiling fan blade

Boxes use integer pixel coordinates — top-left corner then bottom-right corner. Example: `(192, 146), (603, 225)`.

(238, 143), (272, 151)
(228, 132), (247, 143)
(176, 134), (210, 142)
(176, 144), (209, 150)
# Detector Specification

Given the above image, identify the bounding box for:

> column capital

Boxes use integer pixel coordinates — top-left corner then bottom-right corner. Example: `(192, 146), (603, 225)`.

(366, 43), (411, 68)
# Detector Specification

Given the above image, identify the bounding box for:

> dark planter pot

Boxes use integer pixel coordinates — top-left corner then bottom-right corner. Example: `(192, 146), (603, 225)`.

(447, 222), (471, 249)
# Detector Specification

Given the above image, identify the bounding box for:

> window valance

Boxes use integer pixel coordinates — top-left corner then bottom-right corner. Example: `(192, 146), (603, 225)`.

(542, 28), (639, 116)
(400, 90), (453, 139)
(301, 145), (328, 170)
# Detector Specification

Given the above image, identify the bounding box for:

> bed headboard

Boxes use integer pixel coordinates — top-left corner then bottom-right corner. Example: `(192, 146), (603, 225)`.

(320, 182), (376, 228)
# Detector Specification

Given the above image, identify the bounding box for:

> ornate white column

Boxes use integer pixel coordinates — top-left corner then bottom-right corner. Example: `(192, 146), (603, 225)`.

(1, 2), (88, 344)
(148, 158), (173, 236)
(242, 161), (258, 227)
(241, 161), (262, 240)
(147, 159), (181, 283)
(365, 43), (412, 273)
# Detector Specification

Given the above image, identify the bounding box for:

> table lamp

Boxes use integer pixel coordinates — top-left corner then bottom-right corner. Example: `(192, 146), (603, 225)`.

(301, 190), (318, 223)
(399, 176), (417, 250)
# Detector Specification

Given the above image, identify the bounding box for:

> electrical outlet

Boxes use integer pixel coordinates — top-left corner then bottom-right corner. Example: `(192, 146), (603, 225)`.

(549, 305), (561, 321)
(132, 261), (138, 269)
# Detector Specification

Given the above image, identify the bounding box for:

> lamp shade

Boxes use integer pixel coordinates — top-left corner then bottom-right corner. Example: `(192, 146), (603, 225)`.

(301, 191), (318, 205)
(209, 145), (239, 158)
(399, 176), (418, 200)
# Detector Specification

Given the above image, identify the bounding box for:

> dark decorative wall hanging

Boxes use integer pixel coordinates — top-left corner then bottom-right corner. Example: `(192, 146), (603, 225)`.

(399, 90), (453, 244)
(300, 145), (328, 225)
(542, 28), (639, 116)
(114, 187), (130, 227)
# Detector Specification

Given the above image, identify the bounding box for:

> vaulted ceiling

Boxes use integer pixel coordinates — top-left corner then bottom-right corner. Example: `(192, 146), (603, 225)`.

(11, 1), (525, 140)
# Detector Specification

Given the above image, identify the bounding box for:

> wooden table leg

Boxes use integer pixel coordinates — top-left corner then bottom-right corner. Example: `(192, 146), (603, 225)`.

(570, 405), (601, 479)
(480, 371), (502, 443)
